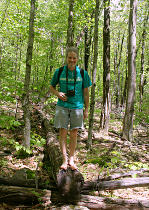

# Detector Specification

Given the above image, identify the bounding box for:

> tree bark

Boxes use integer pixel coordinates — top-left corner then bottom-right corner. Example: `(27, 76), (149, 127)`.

(100, 0), (110, 133)
(0, 185), (51, 206)
(87, 0), (99, 150)
(82, 177), (149, 192)
(66, 0), (75, 47)
(115, 32), (125, 108)
(22, 0), (36, 148)
(121, 59), (128, 108)
(78, 194), (149, 209)
(139, 13), (148, 111)
(122, 0), (137, 141)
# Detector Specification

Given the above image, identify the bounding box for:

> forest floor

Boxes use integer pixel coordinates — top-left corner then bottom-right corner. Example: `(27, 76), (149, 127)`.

(0, 101), (149, 209)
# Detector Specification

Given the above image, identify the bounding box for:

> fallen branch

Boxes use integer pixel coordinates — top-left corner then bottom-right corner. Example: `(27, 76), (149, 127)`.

(99, 168), (149, 181)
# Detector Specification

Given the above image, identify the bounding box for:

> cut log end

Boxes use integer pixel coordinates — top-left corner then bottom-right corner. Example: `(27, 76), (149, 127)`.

(56, 168), (84, 203)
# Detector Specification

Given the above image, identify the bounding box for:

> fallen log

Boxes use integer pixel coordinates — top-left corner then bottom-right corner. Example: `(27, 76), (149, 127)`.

(1, 185), (149, 209)
(99, 168), (149, 181)
(34, 106), (84, 202)
(0, 185), (51, 206)
(82, 177), (149, 192)
(51, 192), (149, 209)
(0, 175), (55, 190)
(78, 194), (149, 209)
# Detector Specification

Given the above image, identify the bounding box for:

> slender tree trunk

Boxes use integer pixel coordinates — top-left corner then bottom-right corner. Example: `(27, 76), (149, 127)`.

(87, 0), (99, 150)
(122, 0), (137, 141)
(139, 14), (148, 111)
(0, 38), (4, 75)
(116, 32), (125, 108)
(66, 0), (75, 47)
(40, 34), (54, 98)
(100, 0), (110, 133)
(22, 0), (36, 148)
(84, 26), (92, 71)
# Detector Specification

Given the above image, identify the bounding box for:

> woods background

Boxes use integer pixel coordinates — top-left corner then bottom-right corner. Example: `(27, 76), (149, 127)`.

(0, 0), (148, 156)
(0, 0), (149, 208)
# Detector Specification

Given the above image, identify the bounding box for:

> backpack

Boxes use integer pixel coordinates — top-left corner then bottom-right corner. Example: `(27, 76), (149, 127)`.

(57, 66), (84, 85)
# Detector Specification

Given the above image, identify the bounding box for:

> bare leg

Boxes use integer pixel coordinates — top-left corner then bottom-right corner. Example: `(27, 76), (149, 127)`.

(69, 128), (78, 170)
(59, 128), (68, 170)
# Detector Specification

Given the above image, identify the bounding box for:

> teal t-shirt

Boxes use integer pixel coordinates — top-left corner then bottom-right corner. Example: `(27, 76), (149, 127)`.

(51, 65), (92, 109)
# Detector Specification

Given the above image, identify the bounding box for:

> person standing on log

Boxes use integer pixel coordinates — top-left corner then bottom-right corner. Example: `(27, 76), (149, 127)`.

(50, 47), (92, 170)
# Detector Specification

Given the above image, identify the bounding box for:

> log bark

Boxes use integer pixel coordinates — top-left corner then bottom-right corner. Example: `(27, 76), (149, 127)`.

(0, 175), (55, 190)
(78, 194), (149, 209)
(1, 185), (149, 209)
(0, 185), (51, 206)
(51, 192), (149, 209)
(82, 177), (149, 192)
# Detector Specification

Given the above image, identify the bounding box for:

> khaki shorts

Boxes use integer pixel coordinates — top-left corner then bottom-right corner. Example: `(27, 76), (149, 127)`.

(54, 105), (84, 130)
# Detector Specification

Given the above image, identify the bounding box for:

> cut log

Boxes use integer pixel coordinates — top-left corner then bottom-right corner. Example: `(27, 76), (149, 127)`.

(78, 194), (149, 209)
(1, 185), (149, 209)
(82, 177), (149, 192)
(34, 106), (84, 202)
(0, 175), (55, 190)
(56, 168), (84, 202)
(0, 185), (51, 206)
(51, 192), (149, 209)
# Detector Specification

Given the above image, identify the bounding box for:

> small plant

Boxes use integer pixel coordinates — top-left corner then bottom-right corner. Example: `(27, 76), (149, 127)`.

(15, 146), (33, 159)
(0, 114), (21, 130)
(85, 150), (122, 169)
(30, 132), (46, 148)
(124, 162), (149, 170)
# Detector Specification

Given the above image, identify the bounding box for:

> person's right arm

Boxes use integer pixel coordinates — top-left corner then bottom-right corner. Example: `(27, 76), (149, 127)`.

(50, 85), (67, 101)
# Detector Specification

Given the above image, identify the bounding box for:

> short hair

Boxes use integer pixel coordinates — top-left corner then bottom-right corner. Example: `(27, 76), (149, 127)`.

(66, 47), (79, 58)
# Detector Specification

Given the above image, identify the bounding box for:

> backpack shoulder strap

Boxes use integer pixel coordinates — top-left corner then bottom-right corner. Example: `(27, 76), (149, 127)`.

(57, 66), (64, 83)
(80, 68), (85, 89)
(80, 68), (84, 79)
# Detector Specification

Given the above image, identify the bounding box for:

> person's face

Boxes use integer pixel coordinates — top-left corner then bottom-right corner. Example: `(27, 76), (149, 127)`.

(66, 51), (78, 70)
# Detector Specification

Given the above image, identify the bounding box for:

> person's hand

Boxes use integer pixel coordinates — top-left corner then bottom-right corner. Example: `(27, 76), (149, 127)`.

(58, 92), (67, 101)
(83, 109), (88, 119)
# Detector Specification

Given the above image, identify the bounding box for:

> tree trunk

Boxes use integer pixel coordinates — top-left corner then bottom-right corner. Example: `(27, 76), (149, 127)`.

(122, 0), (137, 141)
(139, 13), (148, 111)
(66, 0), (75, 47)
(100, 0), (110, 133)
(121, 58), (128, 108)
(22, 0), (36, 148)
(115, 32), (125, 108)
(87, 0), (99, 150)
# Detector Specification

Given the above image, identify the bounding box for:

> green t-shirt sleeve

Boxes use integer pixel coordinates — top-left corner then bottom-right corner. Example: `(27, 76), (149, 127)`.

(83, 70), (92, 88)
(50, 69), (59, 87)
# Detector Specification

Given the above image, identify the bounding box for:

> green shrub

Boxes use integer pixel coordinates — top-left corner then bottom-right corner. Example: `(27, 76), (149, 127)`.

(0, 114), (21, 130)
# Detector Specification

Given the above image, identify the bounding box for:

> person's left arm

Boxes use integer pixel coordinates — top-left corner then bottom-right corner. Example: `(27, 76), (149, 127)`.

(83, 87), (89, 119)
